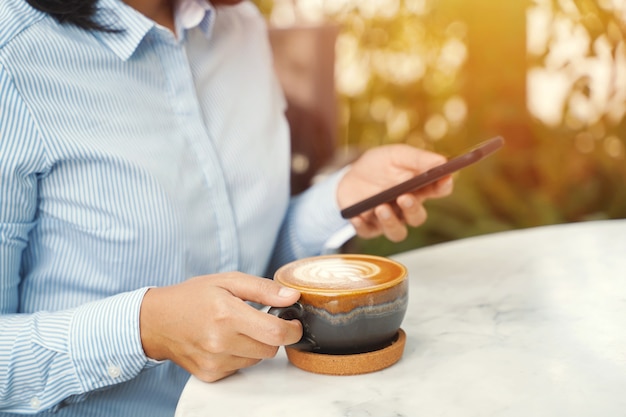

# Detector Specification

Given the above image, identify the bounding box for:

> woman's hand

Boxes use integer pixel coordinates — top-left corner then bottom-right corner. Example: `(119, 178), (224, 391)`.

(337, 144), (454, 242)
(139, 273), (302, 382)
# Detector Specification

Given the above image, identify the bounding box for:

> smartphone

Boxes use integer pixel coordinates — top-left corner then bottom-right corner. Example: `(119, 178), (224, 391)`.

(340, 136), (505, 219)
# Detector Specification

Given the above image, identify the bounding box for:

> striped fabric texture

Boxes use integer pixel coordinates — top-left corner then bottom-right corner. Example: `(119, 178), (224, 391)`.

(0, 0), (348, 415)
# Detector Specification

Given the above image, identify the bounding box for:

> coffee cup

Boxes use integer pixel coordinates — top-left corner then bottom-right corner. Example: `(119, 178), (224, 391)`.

(268, 254), (408, 355)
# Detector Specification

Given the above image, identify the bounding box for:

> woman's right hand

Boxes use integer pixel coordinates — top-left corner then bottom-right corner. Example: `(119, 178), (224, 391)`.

(139, 272), (302, 382)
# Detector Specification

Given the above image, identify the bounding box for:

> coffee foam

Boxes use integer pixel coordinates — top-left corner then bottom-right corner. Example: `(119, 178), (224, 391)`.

(276, 255), (406, 292)
(292, 259), (381, 288)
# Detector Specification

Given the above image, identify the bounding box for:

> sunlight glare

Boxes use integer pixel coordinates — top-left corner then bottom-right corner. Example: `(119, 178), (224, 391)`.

(269, 0), (297, 27)
(371, 50), (426, 84)
(322, 0), (352, 15)
(527, 4), (552, 56)
(424, 114), (448, 140)
(604, 135), (625, 159)
(404, 0), (429, 16)
(336, 33), (371, 96)
(356, 0), (400, 20)
(545, 17), (590, 70)
(557, 0), (580, 17)
(370, 96), (392, 122)
(527, 67), (569, 126)
(386, 108), (410, 141)
(296, 0), (325, 23)
(438, 38), (467, 72)
(444, 96), (467, 125)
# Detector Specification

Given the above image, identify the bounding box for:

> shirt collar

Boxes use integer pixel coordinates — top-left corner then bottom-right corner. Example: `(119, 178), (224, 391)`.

(92, 0), (214, 62)
(92, 0), (155, 61)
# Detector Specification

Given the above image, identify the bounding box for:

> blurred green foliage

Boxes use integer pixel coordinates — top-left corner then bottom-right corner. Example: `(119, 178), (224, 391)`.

(255, 0), (626, 255)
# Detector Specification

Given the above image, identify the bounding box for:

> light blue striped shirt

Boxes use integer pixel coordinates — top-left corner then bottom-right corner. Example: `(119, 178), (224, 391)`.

(0, 0), (349, 415)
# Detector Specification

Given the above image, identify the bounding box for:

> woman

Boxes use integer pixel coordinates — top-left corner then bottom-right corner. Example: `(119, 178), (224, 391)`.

(0, 0), (453, 415)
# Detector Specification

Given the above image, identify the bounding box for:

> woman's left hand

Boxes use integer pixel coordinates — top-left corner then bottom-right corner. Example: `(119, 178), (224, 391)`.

(337, 144), (454, 242)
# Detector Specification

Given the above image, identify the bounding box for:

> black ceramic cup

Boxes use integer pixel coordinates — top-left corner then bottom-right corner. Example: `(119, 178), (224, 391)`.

(268, 254), (408, 355)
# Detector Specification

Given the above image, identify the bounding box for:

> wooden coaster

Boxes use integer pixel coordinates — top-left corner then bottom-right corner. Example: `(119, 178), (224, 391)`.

(284, 329), (406, 376)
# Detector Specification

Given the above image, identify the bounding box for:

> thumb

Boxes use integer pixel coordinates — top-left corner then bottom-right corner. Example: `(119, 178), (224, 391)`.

(218, 272), (301, 308)
(393, 146), (447, 173)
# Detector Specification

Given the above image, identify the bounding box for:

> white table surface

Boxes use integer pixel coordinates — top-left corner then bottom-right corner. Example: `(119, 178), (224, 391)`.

(175, 220), (626, 417)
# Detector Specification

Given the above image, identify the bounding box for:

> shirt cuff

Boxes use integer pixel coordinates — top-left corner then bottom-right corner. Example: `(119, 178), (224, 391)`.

(69, 288), (153, 392)
(322, 223), (356, 254)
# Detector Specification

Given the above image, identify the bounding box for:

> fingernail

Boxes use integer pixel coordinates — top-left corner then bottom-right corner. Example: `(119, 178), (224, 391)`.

(379, 207), (392, 220)
(400, 197), (414, 208)
(440, 178), (453, 191)
(278, 286), (299, 298)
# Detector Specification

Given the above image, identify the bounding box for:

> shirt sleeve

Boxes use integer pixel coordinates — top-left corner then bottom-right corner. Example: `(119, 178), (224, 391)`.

(268, 167), (356, 274)
(0, 290), (154, 413)
(0, 64), (154, 413)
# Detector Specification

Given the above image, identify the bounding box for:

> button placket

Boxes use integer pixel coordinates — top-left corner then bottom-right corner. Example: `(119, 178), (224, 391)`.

(156, 37), (240, 271)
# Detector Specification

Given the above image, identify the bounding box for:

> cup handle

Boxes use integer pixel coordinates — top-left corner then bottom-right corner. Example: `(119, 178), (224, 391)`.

(267, 302), (316, 351)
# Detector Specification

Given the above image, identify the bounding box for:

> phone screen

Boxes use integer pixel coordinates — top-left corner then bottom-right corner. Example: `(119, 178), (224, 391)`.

(340, 136), (504, 219)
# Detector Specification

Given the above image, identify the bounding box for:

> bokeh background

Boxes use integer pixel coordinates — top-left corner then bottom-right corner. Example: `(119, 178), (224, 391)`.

(253, 0), (626, 255)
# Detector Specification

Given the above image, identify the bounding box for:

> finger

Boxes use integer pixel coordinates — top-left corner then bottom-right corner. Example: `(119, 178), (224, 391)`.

(416, 176), (454, 200)
(200, 324), (282, 360)
(204, 292), (303, 348)
(396, 194), (428, 227)
(434, 176), (454, 196)
(390, 146), (447, 173)
(234, 303), (303, 347)
(374, 204), (408, 242)
(351, 213), (383, 239)
(197, 369), (237, 383)
(194, 355), (261, 383)
(227, 334), (281, 359)
(175, 341), (262, 382)
(217, 273), (301, 308)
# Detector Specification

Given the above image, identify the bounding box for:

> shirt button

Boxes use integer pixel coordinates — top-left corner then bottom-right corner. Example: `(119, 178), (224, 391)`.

(30, 397), (41, 409)
(107, 365), (122, 379)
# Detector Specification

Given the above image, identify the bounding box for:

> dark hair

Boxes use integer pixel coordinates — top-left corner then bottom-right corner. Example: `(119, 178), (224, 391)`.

(25, 0), (115, 32)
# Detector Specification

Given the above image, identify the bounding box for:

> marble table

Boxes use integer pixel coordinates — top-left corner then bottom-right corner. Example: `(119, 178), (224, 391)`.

(175, 220), (626, 417)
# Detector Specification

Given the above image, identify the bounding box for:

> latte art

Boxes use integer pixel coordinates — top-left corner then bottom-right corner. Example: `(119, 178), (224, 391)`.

(293, 259), (381, 287)
(275, 254), (406, 293)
